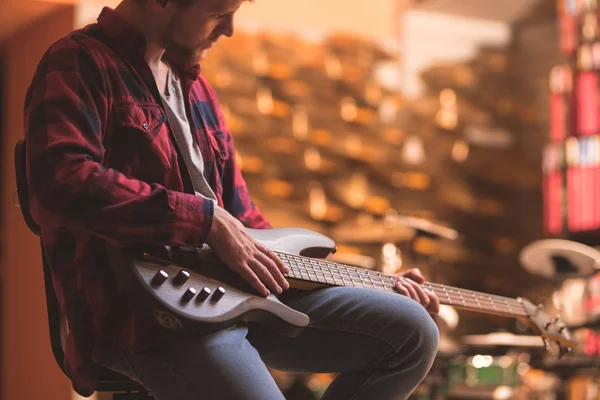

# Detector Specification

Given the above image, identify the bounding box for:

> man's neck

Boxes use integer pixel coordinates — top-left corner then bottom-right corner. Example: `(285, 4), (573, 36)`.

(114, 1), (166, 73)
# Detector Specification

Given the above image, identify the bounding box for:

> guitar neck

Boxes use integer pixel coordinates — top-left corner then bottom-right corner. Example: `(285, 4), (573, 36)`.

(277, 251), (528, 320)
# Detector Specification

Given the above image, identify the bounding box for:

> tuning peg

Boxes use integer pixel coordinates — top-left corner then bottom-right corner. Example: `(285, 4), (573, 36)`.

(543, 321), (552, 329)
(559, 346), (573, 359)
(551, 315), (561, 324)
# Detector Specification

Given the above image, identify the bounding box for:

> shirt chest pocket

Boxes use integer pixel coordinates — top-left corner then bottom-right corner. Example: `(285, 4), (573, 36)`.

(207, 129), (230, 163)
(108, 103), (173, 180)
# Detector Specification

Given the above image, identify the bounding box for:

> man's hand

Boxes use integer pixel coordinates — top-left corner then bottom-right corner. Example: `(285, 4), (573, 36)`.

(394, 268), (440, 315)
(205, 205), (290, 297)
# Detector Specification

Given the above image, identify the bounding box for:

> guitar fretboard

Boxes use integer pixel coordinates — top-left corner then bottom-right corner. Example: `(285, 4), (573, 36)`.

(276, 251), (528, 319)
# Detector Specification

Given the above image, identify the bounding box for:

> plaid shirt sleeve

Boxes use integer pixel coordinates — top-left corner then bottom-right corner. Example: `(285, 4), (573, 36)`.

(25, 38), (214, 247)
(212, 94), (271, 230)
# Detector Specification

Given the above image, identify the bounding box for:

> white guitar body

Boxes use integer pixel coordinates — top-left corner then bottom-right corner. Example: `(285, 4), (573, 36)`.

(108, 228), (336, 336)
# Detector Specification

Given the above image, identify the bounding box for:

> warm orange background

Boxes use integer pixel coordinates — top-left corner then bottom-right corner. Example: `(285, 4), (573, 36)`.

(2, 6), (77, 400)
(0, 2), (405, 399)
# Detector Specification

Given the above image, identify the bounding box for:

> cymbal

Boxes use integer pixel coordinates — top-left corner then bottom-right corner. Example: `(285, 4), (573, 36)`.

(331, 215), (459, 244)
(326, 252), (376, 270)
(330, 219), (414, 244)
(394, 215), (460, 241)
(463, 332), (545, 348)
(437, 305), (460, 332)
(520, 239), (600, 279)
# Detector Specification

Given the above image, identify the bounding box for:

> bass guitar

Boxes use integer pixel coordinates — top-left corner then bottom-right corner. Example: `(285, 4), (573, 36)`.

(107, 227), (576, 355)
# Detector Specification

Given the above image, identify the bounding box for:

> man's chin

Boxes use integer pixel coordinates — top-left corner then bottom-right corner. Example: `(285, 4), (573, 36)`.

(179, 49), (206, 67)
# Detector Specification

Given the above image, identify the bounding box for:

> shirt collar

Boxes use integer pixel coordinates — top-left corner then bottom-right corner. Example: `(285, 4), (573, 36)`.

(96, 7), (201, 79)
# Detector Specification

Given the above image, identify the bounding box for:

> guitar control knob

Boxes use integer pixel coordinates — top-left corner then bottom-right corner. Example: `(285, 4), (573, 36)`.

(174, 270), (190, 285)
(212, 286), (226, 301)
(181, 287), (197, 303)
(196, 287), (212, 302)
(152, 270), (169, 286)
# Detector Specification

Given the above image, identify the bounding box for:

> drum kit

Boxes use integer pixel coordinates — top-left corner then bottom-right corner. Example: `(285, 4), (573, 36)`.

(520, 239), (600, 333)
(330, 213), (600, 398)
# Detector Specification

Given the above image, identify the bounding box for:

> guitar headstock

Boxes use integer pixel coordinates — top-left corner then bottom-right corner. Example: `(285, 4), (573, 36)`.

(518, 297), (577, 357)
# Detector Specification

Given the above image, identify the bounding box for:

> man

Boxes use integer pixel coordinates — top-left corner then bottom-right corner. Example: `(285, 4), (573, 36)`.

(24, 0), (440, 398)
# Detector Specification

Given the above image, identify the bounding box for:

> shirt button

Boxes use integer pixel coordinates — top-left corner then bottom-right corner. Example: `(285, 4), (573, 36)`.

(142, 123), (149, 130)
(220, 151), (227, 158)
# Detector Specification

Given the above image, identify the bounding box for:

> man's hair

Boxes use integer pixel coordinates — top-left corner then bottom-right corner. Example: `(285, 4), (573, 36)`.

(157, 0), (254, 5)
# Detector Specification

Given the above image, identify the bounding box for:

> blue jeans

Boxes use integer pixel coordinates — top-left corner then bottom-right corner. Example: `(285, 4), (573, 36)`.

(100, 287), (439, 399)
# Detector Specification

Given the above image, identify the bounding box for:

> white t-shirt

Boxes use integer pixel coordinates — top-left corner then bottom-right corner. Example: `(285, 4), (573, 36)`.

(160, 65), (217, 202)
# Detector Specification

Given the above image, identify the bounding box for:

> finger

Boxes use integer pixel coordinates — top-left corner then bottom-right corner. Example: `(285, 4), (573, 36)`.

(256, 251), (289, 290)
(425, 289), (440, 315)
(248, 258), (283, 294)
(402, 279), (424, 304)
(404, 279), (430, 307)
(396, 278), (419, 302)
(234, 263), (270, 297)
(393, 279), (410, 296)
(257, 244), (290, 275)
(400, 268), (425, 283)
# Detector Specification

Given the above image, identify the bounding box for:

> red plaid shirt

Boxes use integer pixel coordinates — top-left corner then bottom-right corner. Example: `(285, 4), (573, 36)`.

(24, 7), (270, 397)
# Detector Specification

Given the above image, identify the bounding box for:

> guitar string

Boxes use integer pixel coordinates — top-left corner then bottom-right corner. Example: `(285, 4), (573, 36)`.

(161, 248), (527, 315)
(287, 262), (526, 315)
(278, 252), (528, 310)
(273, 251), (526, 310)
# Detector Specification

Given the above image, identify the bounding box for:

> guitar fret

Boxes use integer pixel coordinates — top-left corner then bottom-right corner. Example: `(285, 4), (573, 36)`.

(457, 289), (467, 307)
(473, 292), (482, 309)
(276, 251), (528, 318)
(505, 299), (512, 313)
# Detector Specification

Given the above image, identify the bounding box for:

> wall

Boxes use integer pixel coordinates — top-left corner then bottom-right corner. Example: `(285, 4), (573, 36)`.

(401, 10), (512, 97)
(1, 6), (75, 400)
(236, 0), (398, 41)
(74, 0), (401, 43)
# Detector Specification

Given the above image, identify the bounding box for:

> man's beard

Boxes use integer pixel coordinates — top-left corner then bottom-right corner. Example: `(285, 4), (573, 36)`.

(161, 19), (205, 66)
(165, 40), (204, 66)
